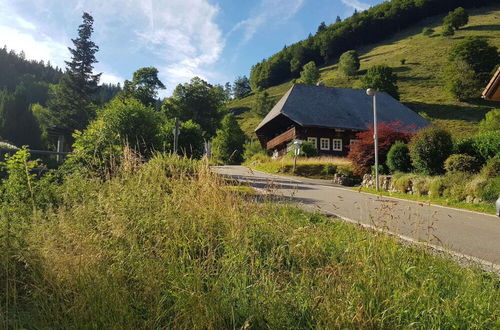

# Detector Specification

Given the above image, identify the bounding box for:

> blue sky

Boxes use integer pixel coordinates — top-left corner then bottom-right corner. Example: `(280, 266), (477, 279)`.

(0, 0), (381, 95)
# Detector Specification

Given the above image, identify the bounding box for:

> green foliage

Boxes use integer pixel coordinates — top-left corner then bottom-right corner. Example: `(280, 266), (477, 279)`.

(386, 141), (412, 173)
(361, 65), (399, 99)
(299, 61), (321, 85)
(449, 36), (499, 82)
(322, 163), (337, 175)
(122, 67), (165, 107)
(441, 24), (455, 36)
(409, 126), (453, 175)
(68, 98), (162, 171)
(243, 140), (267, 162)
(162, 77), (227, 138)
(287, 141), (318, 157)
(444, 59), (481, 100)
(477, 177), (500, 202)
(479, 109), (500, 132)
(0, 85), (42, 148)
(443, 7), (469, 30)
(422, 27), (434, 36)
(444, 154), (480, 173)
(469, 130), (500, 162)
(233, 76), (251, 99)
(480, 157), (500, 179)
(338, 50), (360, 76)
(211, 114), (246, 164)
(253, 90), (274, 117)
(47, 12), (100, 131)
(161, 119), (205, 158)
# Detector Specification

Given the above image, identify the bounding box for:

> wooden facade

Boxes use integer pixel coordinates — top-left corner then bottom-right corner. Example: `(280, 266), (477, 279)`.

(483, 67), (500, 101)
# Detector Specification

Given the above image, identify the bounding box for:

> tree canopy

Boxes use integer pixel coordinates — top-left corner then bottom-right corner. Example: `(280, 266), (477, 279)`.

(299, 61), (320, 85)
(122, 67), (165, 108)
(211, 113), (246, 164)
(232, 76), (251, 99)
(361, 65), (399, 100)
(443, 7), (468, 30)
(338, 50), (360, 76)
(162, 77), (227, 138)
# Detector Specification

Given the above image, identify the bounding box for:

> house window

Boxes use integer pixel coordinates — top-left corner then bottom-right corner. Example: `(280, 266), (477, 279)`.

(320, 138), (330, 150)
(350, 139), (359, 145)
(332, 139), (342, 151)
(307, 137), (317, 148)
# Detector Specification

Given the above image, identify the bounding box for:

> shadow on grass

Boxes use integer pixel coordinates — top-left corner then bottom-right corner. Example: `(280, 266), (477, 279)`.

(462, 24), (500, 31)
(405, 101), (493, 121)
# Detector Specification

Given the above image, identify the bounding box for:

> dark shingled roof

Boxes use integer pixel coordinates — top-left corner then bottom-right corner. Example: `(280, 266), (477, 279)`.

(255, 84), (429, 132)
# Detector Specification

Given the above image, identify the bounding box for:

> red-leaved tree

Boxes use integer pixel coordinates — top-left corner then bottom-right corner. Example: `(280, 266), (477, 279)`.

(348, 121), (414, 175)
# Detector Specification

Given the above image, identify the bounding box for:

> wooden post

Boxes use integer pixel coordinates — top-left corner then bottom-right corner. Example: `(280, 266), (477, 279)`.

(173, 117), (180, 154)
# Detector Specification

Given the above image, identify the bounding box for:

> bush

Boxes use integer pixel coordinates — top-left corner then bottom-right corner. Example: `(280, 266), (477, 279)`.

(243, 140), (267, 162)
(429, 177), (446, 198)
(338, 50), (360, 76)
(212, 114), (246, 164)
(287, 141), (318, 158)
(479, 109), (500, 132)
(392, 174), (415, 193)
(322, 164), (337, 175)
(386, 141), (412, 173)
(348, 122), (413, 175)
(470, 130), (500, 162)
(443, 7), (468, 30)
(422, 27), (434, 36)
(444, 154), (480, 173)
(478, 177), (500, 202)
(400, 58), (406, 65)
(409, 126), (453, 175)
(480, 158), (500, 179)
(442, 24), (454, 36)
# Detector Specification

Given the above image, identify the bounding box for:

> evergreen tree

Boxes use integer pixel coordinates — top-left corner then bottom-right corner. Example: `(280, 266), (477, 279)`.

(338, 50), (360, 76)
(299, 61), (320, 85)
(335, 16), (342, 23)
(233, 76), (251, 99)
(211, 113), (246, 164)
(317, 21), (327, 33)
(48, 12), (101, 131)
(361, 65), (399, 100)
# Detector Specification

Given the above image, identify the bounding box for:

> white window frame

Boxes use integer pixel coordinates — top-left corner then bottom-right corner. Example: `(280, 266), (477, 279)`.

(307, 137), (317, 148)
(332, 139), (343, 151)
(320, 138), (330, 150)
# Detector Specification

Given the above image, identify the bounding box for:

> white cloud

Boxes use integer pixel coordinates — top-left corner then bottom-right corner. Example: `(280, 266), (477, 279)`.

(231, 0), (305, 45)
(100, 72), (124, 85)
(340, 0), (370, 11)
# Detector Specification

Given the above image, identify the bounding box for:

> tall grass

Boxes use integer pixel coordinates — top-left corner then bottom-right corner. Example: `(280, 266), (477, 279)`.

(1, 151), (499, 328)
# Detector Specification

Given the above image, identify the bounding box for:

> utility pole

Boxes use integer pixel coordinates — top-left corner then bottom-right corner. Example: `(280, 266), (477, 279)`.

(366, 88), (379, 191)
(173, 117), (180, 154)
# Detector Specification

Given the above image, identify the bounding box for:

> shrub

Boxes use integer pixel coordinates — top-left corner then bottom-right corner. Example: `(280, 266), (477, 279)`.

(212, 114), (246, 164)
(422, 27), (434, 36)
(409, 126), (453, 175)
(400, 58), (406, 65)
(444, 154), (480, 173)
(348, 121), (413, 175)
(393, 174), (415, 193)
(443, 7), (468, 30)
(287, 141), (318, 158)
(386, 141), (412, 173)
(470, 130), (500, 162)
(413, 176), (431, 197)
(429, 177), (446, 198)
(478, 177), (500, 202)
(322, 164), (337, 175)
(243, 140), (267, 162)
(442, 24), (454, 36)
(479, 109), (500, 132)
(480, 158), (500, 179)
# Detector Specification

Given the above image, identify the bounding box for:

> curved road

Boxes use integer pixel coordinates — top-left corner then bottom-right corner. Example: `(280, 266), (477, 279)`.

(213, 166), (500, 269)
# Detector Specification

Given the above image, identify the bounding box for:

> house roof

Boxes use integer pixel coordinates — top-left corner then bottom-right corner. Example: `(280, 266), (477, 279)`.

(255, 84), (429, 132)
(482, 67), (500, 101)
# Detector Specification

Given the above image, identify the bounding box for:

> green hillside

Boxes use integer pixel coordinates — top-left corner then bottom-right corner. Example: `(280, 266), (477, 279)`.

(230, 5), (500, 139)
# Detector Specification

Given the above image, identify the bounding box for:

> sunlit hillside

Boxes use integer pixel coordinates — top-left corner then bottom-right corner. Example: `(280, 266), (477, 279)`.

(230, 5), (500, 139)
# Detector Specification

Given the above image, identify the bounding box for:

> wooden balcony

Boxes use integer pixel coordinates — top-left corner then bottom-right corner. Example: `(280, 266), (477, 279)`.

(266, 127), (296, 150)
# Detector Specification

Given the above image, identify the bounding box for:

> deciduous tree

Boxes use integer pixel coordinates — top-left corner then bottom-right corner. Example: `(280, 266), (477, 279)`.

(361, 65), (399, 99)
(299, 61), (320, 85)
(338, 50), (360, 76)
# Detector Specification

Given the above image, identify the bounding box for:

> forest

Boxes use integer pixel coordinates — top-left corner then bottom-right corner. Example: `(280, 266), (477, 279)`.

(249, 0), (498, 90)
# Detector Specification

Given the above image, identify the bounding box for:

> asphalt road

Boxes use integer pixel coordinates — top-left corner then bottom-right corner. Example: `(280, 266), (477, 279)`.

(213, 165), (500, 268)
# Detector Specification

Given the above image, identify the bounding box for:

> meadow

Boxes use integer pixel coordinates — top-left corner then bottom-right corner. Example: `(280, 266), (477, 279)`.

(1, 149), (498, 328)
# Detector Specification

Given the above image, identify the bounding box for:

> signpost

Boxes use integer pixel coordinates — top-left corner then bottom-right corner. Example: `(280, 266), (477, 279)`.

(292, 139), (302, 173)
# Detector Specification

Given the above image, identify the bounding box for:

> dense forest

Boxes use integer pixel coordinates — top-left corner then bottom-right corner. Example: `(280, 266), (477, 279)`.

(250, 0), (498, 90)
(0, 46), (120, 149)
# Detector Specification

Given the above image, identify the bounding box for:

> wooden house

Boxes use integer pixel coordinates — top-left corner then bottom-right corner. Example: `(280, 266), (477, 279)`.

(482, 67), (500, 101)
(255, 84), (429, 156)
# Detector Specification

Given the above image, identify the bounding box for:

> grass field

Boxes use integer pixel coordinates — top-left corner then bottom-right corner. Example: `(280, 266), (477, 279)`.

(230, 5), (500, 139)
(2, 152), (499, 328)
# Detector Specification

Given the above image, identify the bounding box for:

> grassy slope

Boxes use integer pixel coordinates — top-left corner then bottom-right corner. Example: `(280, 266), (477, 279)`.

(231, 5), (500, 139)
(5, 154), (499, 328)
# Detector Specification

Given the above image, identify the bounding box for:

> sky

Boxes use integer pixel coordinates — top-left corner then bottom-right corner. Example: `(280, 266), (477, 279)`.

(0, 0), (382, 96)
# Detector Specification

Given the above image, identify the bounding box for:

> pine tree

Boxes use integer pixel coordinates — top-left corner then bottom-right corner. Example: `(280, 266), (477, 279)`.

(48, 12), (101, 131)
(212, 113), (246, 164)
